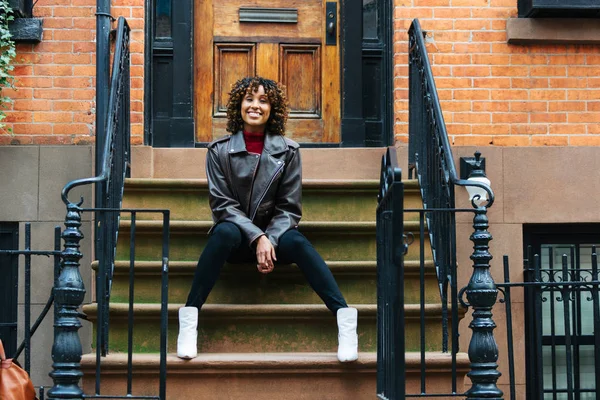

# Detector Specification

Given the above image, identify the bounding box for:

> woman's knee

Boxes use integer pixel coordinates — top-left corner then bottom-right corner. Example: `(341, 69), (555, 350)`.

(211, 222), (242, 246)
(278, 229), (310, 253)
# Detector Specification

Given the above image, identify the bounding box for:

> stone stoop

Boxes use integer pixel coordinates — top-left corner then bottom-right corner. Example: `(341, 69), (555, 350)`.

(80, 147), (468, 399)
(81, 352), (469, 400)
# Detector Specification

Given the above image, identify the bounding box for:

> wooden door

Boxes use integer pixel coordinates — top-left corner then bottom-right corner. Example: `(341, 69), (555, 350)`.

(195, 0), (341, 144)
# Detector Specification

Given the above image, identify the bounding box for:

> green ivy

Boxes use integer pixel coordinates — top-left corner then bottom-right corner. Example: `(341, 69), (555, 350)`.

(0, 0), (15, 131)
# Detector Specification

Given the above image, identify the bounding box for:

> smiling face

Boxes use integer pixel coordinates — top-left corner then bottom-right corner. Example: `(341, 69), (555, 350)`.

(241, 85), (271, 133)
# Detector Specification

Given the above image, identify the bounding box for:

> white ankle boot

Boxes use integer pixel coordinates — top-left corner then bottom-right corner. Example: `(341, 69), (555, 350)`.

(337, 307), (358, 362)
(177, 306), (198, 359)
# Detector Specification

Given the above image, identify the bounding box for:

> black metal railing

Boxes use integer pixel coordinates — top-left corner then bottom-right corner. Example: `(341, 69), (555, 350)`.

(61, 16), (131, 357)
(376, 147), (405, 400)
(499, 247), (600, 400)
(374, 18), (502, 400)
(408, 20), (494, 351)
(45, 15), (171, 400)
(0, 223), (61, 400)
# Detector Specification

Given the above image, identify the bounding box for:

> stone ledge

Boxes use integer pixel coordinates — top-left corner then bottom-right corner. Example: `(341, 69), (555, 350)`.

(8, 18), (43, 43)
(507, 18), (600, 45)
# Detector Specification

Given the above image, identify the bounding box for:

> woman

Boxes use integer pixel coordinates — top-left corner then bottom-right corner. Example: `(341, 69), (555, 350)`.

(177, 76), (358, 362)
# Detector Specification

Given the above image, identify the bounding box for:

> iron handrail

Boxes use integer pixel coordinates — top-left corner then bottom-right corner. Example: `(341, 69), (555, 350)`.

(408, 19), (494, 207)
(407, 18), (495, 357)
(61, 16), (131, 205)
(60, 16), (131, 356)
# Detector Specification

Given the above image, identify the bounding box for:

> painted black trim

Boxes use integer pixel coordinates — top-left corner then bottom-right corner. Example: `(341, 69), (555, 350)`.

(340, 0), (364, 147)
(144, 0), (153, 145)
(0, 223), (19, 357)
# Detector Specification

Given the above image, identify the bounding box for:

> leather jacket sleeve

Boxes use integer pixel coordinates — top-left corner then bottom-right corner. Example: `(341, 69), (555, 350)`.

(264, 147), (302, 249)
(206, 146), (265, 244)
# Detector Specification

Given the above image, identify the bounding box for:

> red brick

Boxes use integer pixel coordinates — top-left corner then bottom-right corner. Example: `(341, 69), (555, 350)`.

(531, 136), (568, 146)
(34, 65), (73, 76)
(570, 136), (600, 145)
(548, 102), (585, 112)
(568, 90), (600, 101)
(53, 101), (93, 112)
(490, 136), (531, 146)
(530, 113), (566, 124)
(550, 124), (586, 135)
(474, 101), (510, 112)
(509, 101), (547, 113)
(53, 123), (91, 135)
(13, 99), (53, 111)
(472, 124), (511, 135)
(32, 135), (74, 145)
(33, 112), (73, 123)
(34, 89), (73, 100)
(453, 136), (495, 146)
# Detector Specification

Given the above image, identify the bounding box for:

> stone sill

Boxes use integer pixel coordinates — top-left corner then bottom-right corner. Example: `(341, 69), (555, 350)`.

(8, 18), (43, 43)
(507, 18), (600, 45)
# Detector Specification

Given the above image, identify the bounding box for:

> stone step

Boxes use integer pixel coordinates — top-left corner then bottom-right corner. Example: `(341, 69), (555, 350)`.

(82, 352), (469, 400)
(121, 178), (422, 222)
(105, 259), (440, 305)
(82, 303), (463, 354)
(115, 220), (431, 262)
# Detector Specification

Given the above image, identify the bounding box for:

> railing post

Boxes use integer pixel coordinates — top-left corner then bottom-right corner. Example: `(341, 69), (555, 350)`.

(465, 205), (503, 399)
(48, 203), (85, 400)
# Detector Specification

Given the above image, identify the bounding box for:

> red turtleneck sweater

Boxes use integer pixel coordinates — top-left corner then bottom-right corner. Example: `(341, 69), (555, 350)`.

(243, 130), (265, 154)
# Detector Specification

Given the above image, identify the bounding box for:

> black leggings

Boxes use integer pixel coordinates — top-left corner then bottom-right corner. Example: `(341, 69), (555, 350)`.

(185, 222), (348, 315)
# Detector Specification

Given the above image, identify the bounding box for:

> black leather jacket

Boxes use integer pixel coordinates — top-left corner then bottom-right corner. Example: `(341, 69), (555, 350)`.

(206, 130), (302, 248)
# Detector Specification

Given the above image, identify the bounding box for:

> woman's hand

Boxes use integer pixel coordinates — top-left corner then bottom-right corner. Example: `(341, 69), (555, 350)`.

(255, 235), (277, 274)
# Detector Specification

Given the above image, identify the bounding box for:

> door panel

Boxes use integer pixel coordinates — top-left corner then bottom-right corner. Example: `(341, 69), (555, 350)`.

(281, 44), (321, 118)
(213, 44), (257, 116)
(195, 0), (340, 144)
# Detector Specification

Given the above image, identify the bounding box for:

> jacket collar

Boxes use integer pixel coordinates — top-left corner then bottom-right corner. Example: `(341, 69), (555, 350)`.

(229, 130), (288, 156)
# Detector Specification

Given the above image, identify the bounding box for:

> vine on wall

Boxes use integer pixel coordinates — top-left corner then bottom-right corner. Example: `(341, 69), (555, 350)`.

(0, 0), (15, 131)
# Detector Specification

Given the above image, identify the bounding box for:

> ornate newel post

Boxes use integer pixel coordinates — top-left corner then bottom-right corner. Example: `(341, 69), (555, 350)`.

(465, 204), (503, 399)
(48, 203), (86, 399)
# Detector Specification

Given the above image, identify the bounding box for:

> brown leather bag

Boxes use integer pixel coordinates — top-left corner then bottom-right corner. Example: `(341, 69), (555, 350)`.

(0, 339), (37, 400)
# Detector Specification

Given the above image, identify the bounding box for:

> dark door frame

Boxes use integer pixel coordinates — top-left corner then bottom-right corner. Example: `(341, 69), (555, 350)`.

(145, 0), (393, 148)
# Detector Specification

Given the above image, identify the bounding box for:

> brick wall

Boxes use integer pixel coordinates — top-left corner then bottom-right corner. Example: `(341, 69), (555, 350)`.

(393, 1), (600, 146)
(2, 1), (600, 146)
(0, 0), (144, 145)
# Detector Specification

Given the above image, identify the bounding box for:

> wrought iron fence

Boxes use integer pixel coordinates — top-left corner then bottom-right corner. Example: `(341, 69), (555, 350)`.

(498, 247), (600, 400)
(376, 146), (405, 400)
(0, 222), (61, 400)
(44, 15), (170, 400)
(376, 18), (502, 400)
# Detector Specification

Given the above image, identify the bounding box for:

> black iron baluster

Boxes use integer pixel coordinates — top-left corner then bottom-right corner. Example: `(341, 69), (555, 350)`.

(561, 254), (574, 400)
(24, 223), (31, 374)
(419, 209), (426, 394)
(48, 204), (86, 400)
(502, 256), (515, 400)
(464, 204), (502, 399)
(127, 212), (136, 395)
(591, 246), (599, 399)
(159, 210), (170, 400)
(549, 250), (558, 400)
(533, 254), (543, 400)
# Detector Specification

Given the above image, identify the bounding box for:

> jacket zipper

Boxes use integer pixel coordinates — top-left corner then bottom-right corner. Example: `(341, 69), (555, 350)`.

(250, 162), (285, 221)
(247, 154), (261, 213)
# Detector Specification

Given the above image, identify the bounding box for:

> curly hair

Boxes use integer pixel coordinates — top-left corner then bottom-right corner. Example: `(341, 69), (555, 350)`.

(226, 76), (289, 136)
